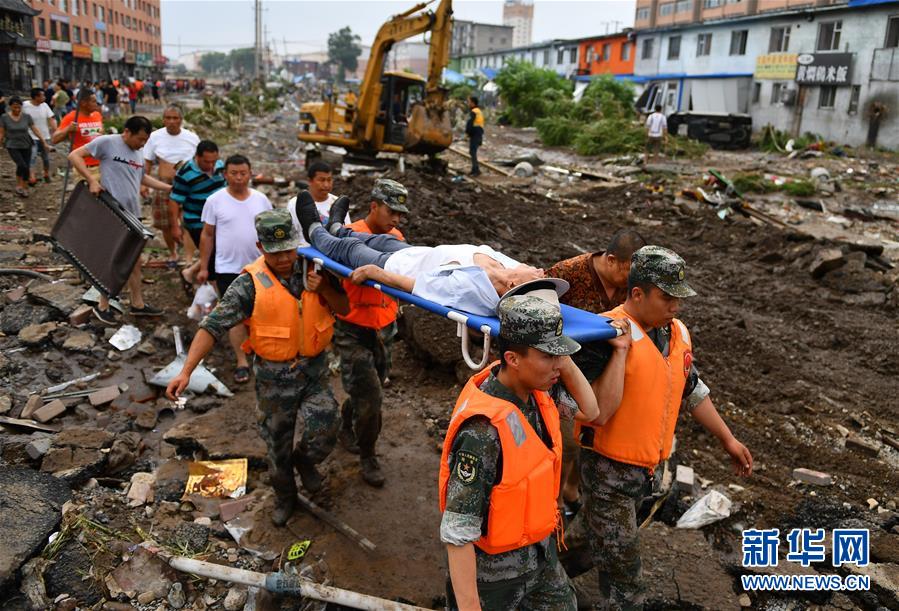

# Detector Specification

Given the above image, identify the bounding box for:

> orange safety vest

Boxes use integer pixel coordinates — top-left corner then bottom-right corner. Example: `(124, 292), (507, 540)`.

(336, 219), (404, 330)
(439, 364), (562, 555)
(576, 304), (693, 468)
(241, 257), (335, 361)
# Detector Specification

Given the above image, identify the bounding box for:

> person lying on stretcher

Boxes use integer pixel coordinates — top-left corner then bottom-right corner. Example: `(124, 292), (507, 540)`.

(295, 190), (551, 316)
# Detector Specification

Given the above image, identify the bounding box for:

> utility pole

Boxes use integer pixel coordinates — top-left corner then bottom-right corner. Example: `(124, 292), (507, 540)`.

(254, 0), (263, 80)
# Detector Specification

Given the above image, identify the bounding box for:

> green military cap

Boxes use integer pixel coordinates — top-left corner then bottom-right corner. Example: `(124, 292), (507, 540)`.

(498, 295), (580, 356)
(630, 245), (697, 298)
(255, 209), (301, 253)
(371, 178), (410, 213)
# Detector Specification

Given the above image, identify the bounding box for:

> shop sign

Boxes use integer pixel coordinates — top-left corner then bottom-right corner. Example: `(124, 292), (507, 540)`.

(795, 52), (853, 86)
(754, 53), (797, 80)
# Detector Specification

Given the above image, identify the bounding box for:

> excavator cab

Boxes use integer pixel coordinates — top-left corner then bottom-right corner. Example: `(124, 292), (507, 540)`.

(377, 71), (425, 146)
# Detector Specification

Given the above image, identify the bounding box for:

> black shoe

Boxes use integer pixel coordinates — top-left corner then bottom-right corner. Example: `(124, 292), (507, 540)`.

(326, 195), (350, 235)
(338, 428), (360, 455)
(131, 303), (164, 317)
(296, 461), (324, 493)
(271, 495), (296, 527)
(294, 190), (321, 243)
(92, 306), (118, 326)
(360, 456), (385, 488)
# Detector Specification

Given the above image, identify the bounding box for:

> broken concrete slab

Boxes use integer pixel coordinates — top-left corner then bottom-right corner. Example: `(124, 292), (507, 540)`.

(792, 468), (833, 486)
(54, 427), (114, 449)
(27, 282), (84, 315)
(40, 447), (105, 476)
(32, 399), (66, 423)
(845, 434), (880, 457)
(61, 330), (95, 352)
(18, 322), (59, 346)
(809, 248), (845, 278)
(88, 385), (121, 407)
(0, 467), (71, 590)
(163, 402), (267, 466)
(26, 437), (53, 460)
(0, 302), (55, 335)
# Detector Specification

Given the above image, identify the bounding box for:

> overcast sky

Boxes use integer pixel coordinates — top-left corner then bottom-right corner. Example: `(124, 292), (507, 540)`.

(160, 0), (635, 59)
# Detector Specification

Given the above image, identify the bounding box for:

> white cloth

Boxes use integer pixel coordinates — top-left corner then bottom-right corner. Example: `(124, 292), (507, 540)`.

(412, 265), (501, 316)
(383, 244), (518, 277)
(646, 112), (667, 138)
(143, 127), (200, 164)
(22, 101), (54, 140)
(200, 188), (273, 273)
(287, 193), (350, 248)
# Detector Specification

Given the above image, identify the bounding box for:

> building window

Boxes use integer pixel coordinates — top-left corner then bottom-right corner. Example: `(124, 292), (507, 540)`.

(570, 47), (577, 63)
(659, 3), (674, 16)
(621, 42), (631, 61)
(602, 43), (610, 61)
(543, 49), (549, 64)
(886, 15), (899, 47)
(637, 7), (651, 20)
(500, 37), (506, 44)
(73, 26), (80, 43)
(771, 82), (783, 104)
(60, 0), (67, 12)
(101, 32), (106, 45)
(817, 21), (842, 51)
(558, 48), (564, 63)
(93, 30), (98, 44)
(60, 23), (69, 41)
(730, 30), (748, 55)
(703, 0), (722, 7)
(675, 0), (692, 13)
(696, 33), (712, 56)
(668, 35), (681, 59)
(752, 82), (761, 104)
(819, 86), (837, 108)
(848, 85), (861, 113)
(38, 18), (45, 36)
(769, 26), (791, 52)
(72, 0), (78, 16)
(642, 38), (654, 58)
(50, 20), (57, 39)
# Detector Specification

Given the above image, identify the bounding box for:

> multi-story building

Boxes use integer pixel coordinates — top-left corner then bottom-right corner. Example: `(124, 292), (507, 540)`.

(577, 31), (636, 78)
(27, 0), (163, 84)
(451, 19), (514, 57)
(1, 0), (39, 92)
(633, 0), (899, 148)
(635, 0), (847, 30)
(458, 38), (583, 79)
(388, 40), (430, 77)
(503, 0), (534, 47)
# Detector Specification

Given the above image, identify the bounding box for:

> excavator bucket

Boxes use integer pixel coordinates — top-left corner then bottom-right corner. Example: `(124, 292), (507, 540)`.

(405, 103), (452, 155)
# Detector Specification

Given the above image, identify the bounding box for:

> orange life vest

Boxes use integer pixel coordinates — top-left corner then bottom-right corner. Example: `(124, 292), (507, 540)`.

(336, 219), (404, 330)
(439, 364), (562, 555)
(576, 304), (692, 468)
(241, 257), (335, 361)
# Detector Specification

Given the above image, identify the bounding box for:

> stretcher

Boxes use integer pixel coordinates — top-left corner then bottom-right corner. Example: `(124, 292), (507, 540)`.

(298, 247), (618, 369)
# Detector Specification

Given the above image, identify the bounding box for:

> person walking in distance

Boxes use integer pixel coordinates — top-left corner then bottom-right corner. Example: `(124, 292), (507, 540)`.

(1, 97), (52, 197)
(644, 104), (668, 164)
(23, 87), (57, 185)
(465, 96), (485, 177)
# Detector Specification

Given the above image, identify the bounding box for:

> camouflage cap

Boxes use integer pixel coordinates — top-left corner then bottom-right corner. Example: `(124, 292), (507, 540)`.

(371, 178), (409, 213)
(630, 245), (697, 298)
(498, 295), (580, 356)
(255, 209), (301, 253)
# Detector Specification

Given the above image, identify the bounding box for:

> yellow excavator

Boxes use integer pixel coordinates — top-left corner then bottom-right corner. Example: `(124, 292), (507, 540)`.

(297, 0), (453, 160)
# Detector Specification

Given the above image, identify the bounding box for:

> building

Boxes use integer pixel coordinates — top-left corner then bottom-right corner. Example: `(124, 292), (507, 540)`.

(635, 0), (847, 30)
(577, 31), (635, 78)
(451, 19), (514, 57)
(1, 0), (39, 92)
(458, 38), (584, 79)
(503, 0), (533, 47)
(633, 0), (899, 148)
(28, 0), (163, 85)
(387, 40), (430, 77)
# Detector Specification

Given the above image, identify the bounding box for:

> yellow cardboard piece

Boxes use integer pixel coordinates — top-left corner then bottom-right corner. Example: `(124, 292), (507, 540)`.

(184, 458), (247, 499)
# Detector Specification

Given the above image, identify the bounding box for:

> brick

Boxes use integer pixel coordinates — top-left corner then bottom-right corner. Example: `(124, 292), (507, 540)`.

(845, 434), (880, 457)
(219, 496), (253, 523)
(68, 304), (93, 326)
(675, 464), (695, 494)
(26, 437), (52, 460)
(792, 468), (833, 486)
(88, 385), (121, 407)
(33, 399), (67, 423)
(21, 394), (43, 419)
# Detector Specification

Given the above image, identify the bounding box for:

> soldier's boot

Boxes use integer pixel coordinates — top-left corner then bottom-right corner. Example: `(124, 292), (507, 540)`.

(360, 455), (385, 488)
(269, 472), (297, 527)
(295, 459), (324, 493)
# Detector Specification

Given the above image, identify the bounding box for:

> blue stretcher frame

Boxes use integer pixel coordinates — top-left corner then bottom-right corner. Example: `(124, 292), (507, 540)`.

(298, 247), (618, 368)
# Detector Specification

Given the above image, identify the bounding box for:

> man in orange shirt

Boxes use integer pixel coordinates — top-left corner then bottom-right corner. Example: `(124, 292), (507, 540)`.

(334, 179), (408, 487)
(52, 89), (104, 180)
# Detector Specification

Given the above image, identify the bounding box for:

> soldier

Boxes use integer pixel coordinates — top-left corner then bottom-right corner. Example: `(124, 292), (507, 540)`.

(574, 246), (753, 609)
(166, 210), (349, 526)
(439, 283), (616, 610)
(334, 179), (409, 487)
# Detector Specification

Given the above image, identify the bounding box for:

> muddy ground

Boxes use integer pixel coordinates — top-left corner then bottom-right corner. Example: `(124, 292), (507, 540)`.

(1, 97), (898, 610)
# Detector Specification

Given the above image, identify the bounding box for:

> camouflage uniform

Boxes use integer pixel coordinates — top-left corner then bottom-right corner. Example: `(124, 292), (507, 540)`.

(571, 246), (709, 610)
(441, 294), (581, 610)
(200, 243), (342, 504)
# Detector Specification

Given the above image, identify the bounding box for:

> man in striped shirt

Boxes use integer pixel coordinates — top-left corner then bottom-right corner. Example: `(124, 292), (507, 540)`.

(169, 139), (226, 287)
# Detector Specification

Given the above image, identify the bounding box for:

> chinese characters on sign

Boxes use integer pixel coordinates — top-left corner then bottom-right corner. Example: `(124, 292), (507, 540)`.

(754, 53), (798, 80)
(795, 53), (853, 86)
(742, 528), (869, 568)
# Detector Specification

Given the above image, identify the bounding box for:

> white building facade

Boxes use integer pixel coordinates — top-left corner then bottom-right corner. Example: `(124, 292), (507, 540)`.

(458, 39), (581, 79)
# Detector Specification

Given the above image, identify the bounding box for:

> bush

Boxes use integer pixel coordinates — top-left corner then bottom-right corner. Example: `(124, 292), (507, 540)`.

(535, 116), (580, 146)
(782, 179), (816, 197)
(572, 118), (646, 156)
(494, 60), (573, 127)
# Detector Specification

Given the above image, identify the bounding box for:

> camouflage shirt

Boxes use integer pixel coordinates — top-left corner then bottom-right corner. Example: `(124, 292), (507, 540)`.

(199, 261), (343, 340)
(572, 324), (709, 411)
(440, 367), (559, 582)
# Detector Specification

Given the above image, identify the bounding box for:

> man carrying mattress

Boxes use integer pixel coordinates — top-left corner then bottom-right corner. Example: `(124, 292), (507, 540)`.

(294, 188), (544, 316)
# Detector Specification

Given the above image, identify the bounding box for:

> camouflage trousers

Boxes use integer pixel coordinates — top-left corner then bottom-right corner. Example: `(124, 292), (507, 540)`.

(576, 449), (653, 611)
(333, 319), (396, 457)
(253, 352), (339, 499)
(447, 541), (576, 611)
